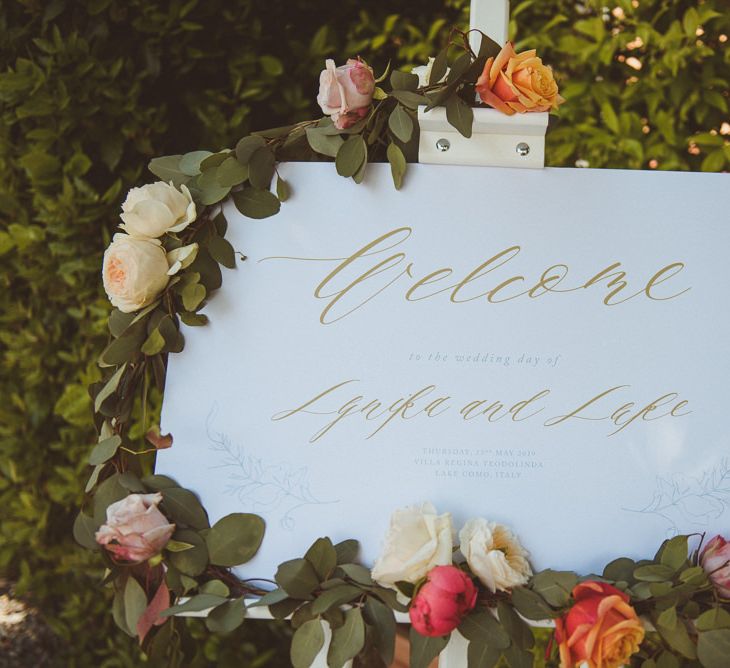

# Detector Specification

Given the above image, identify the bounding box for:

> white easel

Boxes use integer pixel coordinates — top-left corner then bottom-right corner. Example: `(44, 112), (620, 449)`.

(187, 2), (547, 665)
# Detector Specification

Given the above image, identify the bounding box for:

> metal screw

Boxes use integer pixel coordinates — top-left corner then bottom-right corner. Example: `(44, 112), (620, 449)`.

(436, 138), (451, 152)
(516, 142), (530, 156)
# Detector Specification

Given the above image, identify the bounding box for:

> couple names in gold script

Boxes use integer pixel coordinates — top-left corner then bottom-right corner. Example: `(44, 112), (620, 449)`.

(271, 380), (691, 443)
(260, 226), (690, 324)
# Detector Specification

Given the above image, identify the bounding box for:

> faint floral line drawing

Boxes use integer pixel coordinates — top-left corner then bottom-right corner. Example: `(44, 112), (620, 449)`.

(206, 404), (338, 529)
(623, 458), (730, 531)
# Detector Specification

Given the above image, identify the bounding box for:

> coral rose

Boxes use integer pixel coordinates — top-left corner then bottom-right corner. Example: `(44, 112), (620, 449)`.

(475, 42), (564, 115)
(700, 534), (730, 598)
(409, 565), (477, 637)
(555, 581), (644, 668)
(102, 233), (170, 313)
(317, 58), (375, 130)
(95, 492), (175, 563)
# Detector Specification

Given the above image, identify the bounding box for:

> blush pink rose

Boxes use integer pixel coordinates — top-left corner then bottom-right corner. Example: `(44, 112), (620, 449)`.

(95, 493), (175, 563)
(701, 535), (730, 598)
(317, 58), (375, 129)
(409, 565), (477, 637)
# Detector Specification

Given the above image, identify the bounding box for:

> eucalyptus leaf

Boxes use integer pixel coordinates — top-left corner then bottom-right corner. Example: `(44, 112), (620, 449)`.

(530, 570), (578, 608)
(429, 50), (448, 85)
(235, 135), (266, 163)
(364, 597), (396, 666)
(467, 641), (501, 668)
(167, 529), (208, 577)
(124, 576), (147, 635)
(148, 155), (186, 185)
(310, 585), (361, 615)
(510, 586), (556, 620)
(199, 580), (230, 597)
(327, 607), (365, 668)
(199, 151), (229, 170)
(290, 618), (325, 668)
(88, 434), (122, 465)
(603, 557), (636, 582)
(391, 90), (430, 109)
(634, 564), (675, 582)
(196, 168), (231, 205)
(205, 513), (265, 567)
(458, 611), (510, 648)
(497, 601), (534, 650)
(248, 145), (275, 189)
(337, 563), (373, 586)
(335, 136), (367, 178)
(233, 188), (281, 219)
(409, 628), (448, 668)
(305, 537), (337, 580)
(659, 535), (689, 570)
(94, 364), (126, 413)
(141, 474), (179, 491)
(388, 105), (414, 143)
(390, 70), (419, 91)
(179, 150), (213, 176)
(160, 593), (227, 617)
(275, 558), (320, 599)
(698, 629), (730, 667)
(205, 598), (246, 634)
(207, 235), (236, 269)
(696, 608), (730, 631)
(334, 539), (359, 564)
(182, 282), (206, 311)
(446, 94), (474, 138)
(276, 175), (290, 201)
(161, 487), (209, 530)
(306, 128), (344, 158)
(386, 142), (406, 190)
(141, 328), (165, 356)
(73, 511), (99, 550)
(249, 588), (289, 608)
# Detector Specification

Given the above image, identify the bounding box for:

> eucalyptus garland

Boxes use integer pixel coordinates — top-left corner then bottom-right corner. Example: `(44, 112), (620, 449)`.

(73, 26), (730, 668)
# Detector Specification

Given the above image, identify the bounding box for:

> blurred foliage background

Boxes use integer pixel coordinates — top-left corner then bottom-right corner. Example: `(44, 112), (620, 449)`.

(0, 0), (727, 665)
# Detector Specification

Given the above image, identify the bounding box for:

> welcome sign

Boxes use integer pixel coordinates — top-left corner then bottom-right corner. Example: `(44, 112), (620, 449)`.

(159, 163), (730, 577)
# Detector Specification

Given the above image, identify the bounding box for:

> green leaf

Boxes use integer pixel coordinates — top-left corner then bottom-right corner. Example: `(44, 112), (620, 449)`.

(164, 539), (195, 553)
(161, 487), (209, 530)
(113, 587), (133, 637)
(660, 536), (689, 570)
(446, 52), (472, 84)
(334, 539), (359, 564)
(195, 168), (231, 205)
(276, 558), (321, 599)
(141, 474), (179, 491)
(530, 570), (578, 607)
(497, 601), (534, 650)
(391, 90), (430, 109)
(335, 136), (367, 178)
(655, 616), (697, 659)
(446, 94), (474, 138)
(696, 608), (730, 631)
(429, 50), (448, 85)
(276, 175), (290, 201)
(88, 434), (122, 465)
(250, 588), (289, 608)
(657, 605), (678, 630)
(458, 611), (510, 648)
(179, 150), (213, 176)
(161, 593), (228, 617)
(73, 511), (99, 550)
(182, 282), (206, 311)
(233, 188), (281, 219)
(601, 102), (620, 134)
(199, 580), (230, 597)
(216, 157), (249, 187)
(388, 105), (414, 143)
(291, 619), (325, 668)
(409, 628), (448, 668)
(503, 645), (533, 668)
(386, 142), (407, 190)
(310, 585), (361, 615)
(305, 537), (337, 580)
(205, 513), (265, 567)
(199, 152), (229, 170)
(208, 235), (236, 269)
(205, 598), (246, 634)
(124, 576), (147, 635)
(510, 586), (557, 620)
(167, 529), (209, 576)
(328, 607), (365, 668)
(467, 642), (500, 668)
(338, 563), (373, 586)
(141, 328), (165, 356)
(697, 629), (730, 667)
(108, 309), (136, 338)
(148, 155), (186, 185)
(364, 597), (396, 666)
(634, 564), (675, 582)
(390, 70), (419, 91)
(235, 135), (266, 164)
(94, 364), (126, 412)
(603, 557), (636, 582)
(306, 128), (344, 158)
(248, 145), (276, 189)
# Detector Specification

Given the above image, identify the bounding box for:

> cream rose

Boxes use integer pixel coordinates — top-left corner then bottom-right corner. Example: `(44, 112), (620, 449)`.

(458, 518), (532, 592)
(102, 233), (170, 313)
(317, 58), (375, 130)
(411, 57), (449, 88)
(95, 492), (175, 563)
(120, 181), (196, 239)
(371, 502), (453, 587)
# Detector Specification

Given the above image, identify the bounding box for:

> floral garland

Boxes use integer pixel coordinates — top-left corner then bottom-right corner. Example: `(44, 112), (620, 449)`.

(73, 28), (730, 668)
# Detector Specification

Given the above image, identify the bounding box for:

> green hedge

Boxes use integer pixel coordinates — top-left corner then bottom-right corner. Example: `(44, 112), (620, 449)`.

(0, 0), (727, 665)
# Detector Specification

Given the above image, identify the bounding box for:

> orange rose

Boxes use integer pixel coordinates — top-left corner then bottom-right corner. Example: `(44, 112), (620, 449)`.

(475, 42), (564, 115)
(554, 581), (644, 668)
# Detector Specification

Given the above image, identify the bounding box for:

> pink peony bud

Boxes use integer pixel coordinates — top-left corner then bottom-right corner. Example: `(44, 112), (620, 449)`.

(95, 492), (175, 563)
(316, 59), (374, 129)
(409, 565), (477, 637)
(700, 535), (730, 598)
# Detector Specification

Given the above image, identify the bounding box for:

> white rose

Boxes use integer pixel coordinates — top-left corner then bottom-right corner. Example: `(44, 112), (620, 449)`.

(102, 233), (170, 313)
(411, 57), (449, 88)
(120, 181), (196, 239)
(458, 518), (532, 592)
(371, 502), (453, 587)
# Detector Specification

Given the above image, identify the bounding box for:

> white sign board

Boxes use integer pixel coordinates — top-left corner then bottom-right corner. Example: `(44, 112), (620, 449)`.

(160, 163), (730, 577)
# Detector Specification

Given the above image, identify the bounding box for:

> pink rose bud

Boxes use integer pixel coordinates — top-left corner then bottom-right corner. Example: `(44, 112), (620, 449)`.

(409, 565), (478, 637)
(317, 58), (374, 129)
(95, 492), (175, 563)
(700, 535), (730, 597)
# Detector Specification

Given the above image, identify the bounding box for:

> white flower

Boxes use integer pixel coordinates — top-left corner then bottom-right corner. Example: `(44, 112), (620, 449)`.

(411, 57), (449, 88)
(166, 242), (199, 275)
(102, 233), (170, 313)
(371, 502), (453, 587)
(120, 181), (196, 239)
(458, 518), (532, 592)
